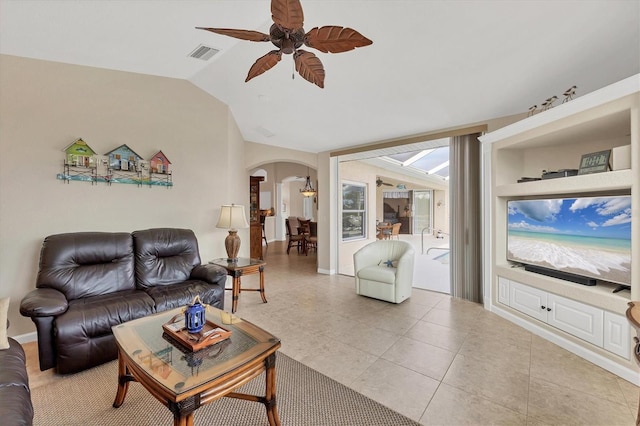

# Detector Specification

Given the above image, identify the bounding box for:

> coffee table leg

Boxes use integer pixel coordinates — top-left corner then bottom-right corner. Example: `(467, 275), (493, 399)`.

(113, 351), (132, 408)
(168, 396), (199, 426)
(259, 265), (268, 304)
(265, 353), (280, 426)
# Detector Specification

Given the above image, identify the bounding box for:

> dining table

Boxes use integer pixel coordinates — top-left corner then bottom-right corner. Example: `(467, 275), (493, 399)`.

(376, 224), (393, 240)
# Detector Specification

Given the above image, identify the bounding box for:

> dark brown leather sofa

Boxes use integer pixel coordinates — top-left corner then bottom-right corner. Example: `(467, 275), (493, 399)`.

(0, 337), (33, 425)
(20, 228), (227, 374)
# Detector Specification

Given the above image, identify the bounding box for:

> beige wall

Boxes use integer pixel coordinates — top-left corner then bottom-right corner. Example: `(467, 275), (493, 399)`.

(0, 55), (246, 336)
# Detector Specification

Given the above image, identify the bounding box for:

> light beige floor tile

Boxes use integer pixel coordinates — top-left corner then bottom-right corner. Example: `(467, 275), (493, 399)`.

(468, 313), (534, 349)
(299, 338), (379, 386)
(351, 358), (440, 421)
(379, 298), (438, 320)
(421, 305), (489, 332)
(408, 289), (449, 308)
(530, 336), (629, 403)
(433, 296), (483, 312)
(617, 377), (640, 418)
(420, 383), (527, 426)
(456, 334), (530, 372)
(404, 320), (468, 352)
(527, 377), (636, 426)
(321, 317), (402, 357)
(442, 352), (530, 414)
(357, 309), (421, 335)
(381, 336), (456, 381)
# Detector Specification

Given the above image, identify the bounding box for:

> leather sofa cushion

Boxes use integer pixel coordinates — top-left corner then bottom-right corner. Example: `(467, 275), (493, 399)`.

(36, 232), (135, 300)
(54, 289), (156, 374)
(56, 289), (155, 341)
(133, 228), (201, 288)
(145, 280), (225, 312)
(0, 338), (30, 392)
(0, 338), (33, 425)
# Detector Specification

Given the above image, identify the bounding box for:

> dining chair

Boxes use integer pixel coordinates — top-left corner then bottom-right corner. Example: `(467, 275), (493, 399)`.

(285, 218), (305, 254)
(305, 221), (318, 255)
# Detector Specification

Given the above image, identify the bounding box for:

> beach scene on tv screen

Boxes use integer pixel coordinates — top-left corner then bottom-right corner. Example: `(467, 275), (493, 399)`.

(507, 196), (632, 285)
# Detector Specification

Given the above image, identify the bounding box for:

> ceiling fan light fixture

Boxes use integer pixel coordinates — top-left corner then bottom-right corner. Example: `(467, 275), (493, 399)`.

(197, 0), (372, 88)
(300, 175), (316, 197)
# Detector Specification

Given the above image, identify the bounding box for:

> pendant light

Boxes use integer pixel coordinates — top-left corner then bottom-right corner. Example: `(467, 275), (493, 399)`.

(300, 169), (316, 197)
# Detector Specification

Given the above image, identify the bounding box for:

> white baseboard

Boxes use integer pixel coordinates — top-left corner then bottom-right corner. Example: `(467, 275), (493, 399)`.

(317, 268), (334, 275)
(12, 331), (37, 344)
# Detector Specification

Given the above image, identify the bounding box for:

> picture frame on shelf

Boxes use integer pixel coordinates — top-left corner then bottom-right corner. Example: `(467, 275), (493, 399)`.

(577, 149), (611, 175)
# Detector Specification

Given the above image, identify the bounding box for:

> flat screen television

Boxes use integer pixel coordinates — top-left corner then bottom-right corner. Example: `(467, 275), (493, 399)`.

(507, 195), (632, 287)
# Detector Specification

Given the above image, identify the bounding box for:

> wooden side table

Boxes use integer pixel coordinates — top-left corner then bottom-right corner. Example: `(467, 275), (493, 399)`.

(209, 258), (268, 313)
(626, 301), (640, 426)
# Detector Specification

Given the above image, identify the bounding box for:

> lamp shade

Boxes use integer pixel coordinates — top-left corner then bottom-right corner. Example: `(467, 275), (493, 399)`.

(216, 204), (249, 230)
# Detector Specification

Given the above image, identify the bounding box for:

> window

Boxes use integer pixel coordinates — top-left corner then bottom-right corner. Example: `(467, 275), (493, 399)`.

(342, 181), (366, 240)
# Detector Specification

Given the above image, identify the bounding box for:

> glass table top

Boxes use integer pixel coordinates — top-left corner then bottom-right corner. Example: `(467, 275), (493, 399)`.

(112, 306), (280, 396)
(209, 257), (265, 269)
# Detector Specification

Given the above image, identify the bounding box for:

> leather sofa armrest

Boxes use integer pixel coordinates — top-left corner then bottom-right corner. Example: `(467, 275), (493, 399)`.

(20, 288), (68, 318)
(190, 264), (227, 285)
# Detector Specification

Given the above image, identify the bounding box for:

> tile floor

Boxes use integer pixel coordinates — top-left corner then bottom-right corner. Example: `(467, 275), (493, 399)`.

(235, 241), (639, 425)
(23, 240), (639, 425)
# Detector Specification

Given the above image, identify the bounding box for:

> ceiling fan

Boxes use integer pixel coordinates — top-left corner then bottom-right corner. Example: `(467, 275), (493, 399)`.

(197, 0), (373, 88)
(376, 178), (393, 187)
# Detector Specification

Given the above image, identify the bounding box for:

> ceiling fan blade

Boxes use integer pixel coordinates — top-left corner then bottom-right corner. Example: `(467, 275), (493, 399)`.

(271, 0), (304, 31)
(304, 26), (373, 53)
(196, 27), (271, 42)
(245, 50), (283, 82)
(294, 50), (325, 88)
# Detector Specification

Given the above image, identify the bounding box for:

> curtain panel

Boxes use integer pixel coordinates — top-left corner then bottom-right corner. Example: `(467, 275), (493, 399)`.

(450, 133), (483, 303)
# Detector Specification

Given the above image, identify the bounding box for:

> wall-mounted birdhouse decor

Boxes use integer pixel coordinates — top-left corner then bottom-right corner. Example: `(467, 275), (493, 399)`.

(105, 144), (144, 171)
(57, 139), (173, 188)
(150, 150), (172, 175)
(63, 138), (97, 168)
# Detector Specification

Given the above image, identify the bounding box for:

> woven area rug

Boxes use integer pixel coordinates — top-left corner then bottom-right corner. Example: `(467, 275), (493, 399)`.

(32, 353), (420, 425)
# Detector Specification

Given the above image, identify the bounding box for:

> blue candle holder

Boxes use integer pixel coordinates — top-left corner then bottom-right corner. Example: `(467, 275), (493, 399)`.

(184, 295), (206, 334)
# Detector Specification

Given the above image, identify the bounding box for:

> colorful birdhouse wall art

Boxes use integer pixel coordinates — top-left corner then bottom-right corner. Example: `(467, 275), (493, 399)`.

(105, 144), (144, 171)
(57, 138), (173, 187)
(150, 150), (171, 175)
(63, 138), (97, 168)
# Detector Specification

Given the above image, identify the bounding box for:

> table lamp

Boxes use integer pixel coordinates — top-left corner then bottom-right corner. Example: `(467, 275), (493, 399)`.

(216, 204), (249, 262)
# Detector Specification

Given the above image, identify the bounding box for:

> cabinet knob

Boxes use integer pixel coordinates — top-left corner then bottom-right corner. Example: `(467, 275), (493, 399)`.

(541, 305), (546, 310)
(547, 307), (551, 311)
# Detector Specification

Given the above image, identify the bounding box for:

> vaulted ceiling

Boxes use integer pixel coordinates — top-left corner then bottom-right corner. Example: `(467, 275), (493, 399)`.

(1, 1), (638, 155)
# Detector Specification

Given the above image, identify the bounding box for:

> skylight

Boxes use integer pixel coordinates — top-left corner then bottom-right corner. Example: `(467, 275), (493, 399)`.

(382, 146), (450, 180)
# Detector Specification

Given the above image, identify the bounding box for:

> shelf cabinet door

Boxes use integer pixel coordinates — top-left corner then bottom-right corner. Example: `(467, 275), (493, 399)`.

(509, 281), (548, 322)
(547, 294), (603, 347)
(603, 311), (630, 359)
(498, 276), (510, 306)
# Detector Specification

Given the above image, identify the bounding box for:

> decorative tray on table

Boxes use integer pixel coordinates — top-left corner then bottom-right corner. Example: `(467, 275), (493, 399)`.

(162, 316), (232, 352)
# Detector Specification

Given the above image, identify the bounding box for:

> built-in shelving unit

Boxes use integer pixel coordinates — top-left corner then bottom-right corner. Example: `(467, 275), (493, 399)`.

(481, 74), (639, 384)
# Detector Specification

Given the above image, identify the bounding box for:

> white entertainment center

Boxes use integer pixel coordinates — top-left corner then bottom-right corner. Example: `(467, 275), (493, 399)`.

(481, 74), (639, 384)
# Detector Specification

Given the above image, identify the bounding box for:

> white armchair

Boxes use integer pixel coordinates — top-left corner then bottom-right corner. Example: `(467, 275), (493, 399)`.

(353, 240), (414, 303)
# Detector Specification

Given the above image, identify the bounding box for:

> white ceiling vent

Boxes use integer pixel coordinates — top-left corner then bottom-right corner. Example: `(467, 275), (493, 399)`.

(188, 44), (219, 61)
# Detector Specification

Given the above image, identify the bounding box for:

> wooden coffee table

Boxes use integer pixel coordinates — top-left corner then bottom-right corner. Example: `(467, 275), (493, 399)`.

(112, 306), (281, 426)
